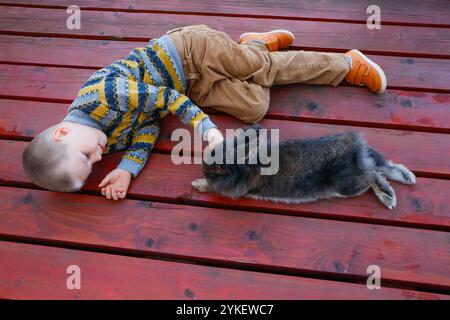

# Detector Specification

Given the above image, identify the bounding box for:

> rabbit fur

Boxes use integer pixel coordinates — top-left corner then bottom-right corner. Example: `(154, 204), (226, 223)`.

(192, 124), (416, 209)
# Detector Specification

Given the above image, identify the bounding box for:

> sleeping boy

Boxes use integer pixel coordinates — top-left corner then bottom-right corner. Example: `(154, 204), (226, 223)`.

(22, 25), (386, 200)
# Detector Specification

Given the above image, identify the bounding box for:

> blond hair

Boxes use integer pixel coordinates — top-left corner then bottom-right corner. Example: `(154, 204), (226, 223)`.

(22, 124), (84, 192)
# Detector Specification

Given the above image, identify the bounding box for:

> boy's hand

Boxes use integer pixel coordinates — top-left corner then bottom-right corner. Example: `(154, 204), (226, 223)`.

(98, 168), (132, 201)
(204, 127), (224, 147)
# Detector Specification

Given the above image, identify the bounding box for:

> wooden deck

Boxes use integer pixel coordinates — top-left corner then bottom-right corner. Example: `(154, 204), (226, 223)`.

(0, 0), (449, 299)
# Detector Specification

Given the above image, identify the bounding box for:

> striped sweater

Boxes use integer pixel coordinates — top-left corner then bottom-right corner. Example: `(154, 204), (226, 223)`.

(63, 35), (217, 178)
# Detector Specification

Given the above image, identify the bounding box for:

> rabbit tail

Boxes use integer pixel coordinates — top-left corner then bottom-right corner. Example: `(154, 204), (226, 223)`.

(364, 148), (416, 185)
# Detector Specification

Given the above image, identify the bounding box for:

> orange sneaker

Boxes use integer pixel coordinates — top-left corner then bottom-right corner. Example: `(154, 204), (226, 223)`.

(344, 49), (387, 94)
(239, 29), (295, 51)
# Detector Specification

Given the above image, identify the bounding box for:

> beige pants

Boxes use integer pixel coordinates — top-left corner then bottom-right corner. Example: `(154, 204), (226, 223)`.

(167, 25), (349, 123)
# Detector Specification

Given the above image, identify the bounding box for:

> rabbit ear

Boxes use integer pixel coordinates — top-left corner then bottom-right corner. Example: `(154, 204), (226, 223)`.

(236, 131), (260, 164)
(246, 143), (259, 162)
(245, 123), (263, 134)
(234, 124), (263, 140)
(235, 127), (259, 146)
(247, 124), (264, 144)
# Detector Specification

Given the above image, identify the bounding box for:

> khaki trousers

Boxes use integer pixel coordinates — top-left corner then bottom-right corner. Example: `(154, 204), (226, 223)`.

(167, 25), (349, 123)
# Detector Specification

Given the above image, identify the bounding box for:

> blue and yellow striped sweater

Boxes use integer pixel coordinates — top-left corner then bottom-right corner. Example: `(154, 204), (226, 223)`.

(63, 35), (217, 178)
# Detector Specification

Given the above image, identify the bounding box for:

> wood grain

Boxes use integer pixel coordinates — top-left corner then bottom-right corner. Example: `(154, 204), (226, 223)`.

(0, 0), (449, 27)
(1, 35), (449, 93)
(0, 7), (449, 58)
(1, 241), (447, 299)
(0, 64), (449, 133)
(0, 187), (449, 290)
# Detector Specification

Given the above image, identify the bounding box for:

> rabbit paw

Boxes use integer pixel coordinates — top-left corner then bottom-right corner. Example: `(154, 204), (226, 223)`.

(392, 164), (416, 185)
(373, 184), (397, 209)
(191, 178), (210, 192)
(377, 191), (397, 209)
(372, 174), (397, 209)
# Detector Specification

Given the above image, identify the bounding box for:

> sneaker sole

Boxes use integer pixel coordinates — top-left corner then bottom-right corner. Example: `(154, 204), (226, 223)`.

(351, 49), (387, 94)
(239, 29), (295, 43)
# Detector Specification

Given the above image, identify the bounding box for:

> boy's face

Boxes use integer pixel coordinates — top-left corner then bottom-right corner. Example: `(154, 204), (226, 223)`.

(53, 121), (108, 183)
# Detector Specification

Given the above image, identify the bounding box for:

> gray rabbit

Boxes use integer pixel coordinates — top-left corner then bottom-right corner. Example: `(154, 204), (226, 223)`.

(191, 124), (416, 209)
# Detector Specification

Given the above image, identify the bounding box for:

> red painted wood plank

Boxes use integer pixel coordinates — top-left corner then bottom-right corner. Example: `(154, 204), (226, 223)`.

(1, 241), (446, 300)
(2, 139), (449, 229)
(268, 88), (450, 133)
(0, 186), (449, 290)
(0, 65), (449, 134)
(1, 95), (449, 177)
(0, 7), (449, 58)
(0, 0), (449, 27)
(1, 35), (449, 92)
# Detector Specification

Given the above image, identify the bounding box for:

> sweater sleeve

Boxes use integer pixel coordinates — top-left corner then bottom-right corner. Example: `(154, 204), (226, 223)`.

(113, 79), (217, 178)
(153, 86), (217, 136)
(117, 116), (160, 178)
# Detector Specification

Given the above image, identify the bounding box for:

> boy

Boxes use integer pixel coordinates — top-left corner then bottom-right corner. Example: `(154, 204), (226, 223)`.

(22, 24), (386, 201)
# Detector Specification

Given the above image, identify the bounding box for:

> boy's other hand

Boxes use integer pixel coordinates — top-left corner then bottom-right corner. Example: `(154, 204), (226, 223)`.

(98, 168), (132, 200)
(204, 128), (224, 148)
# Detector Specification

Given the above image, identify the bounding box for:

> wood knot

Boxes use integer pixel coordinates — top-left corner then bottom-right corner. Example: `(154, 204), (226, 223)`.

(333, 261), (346, 273)
(306, 101), (319, 112)
(401, 99), (413, 108)
(188, 222), (198, 232)
(144, 238), (154, 248)
(246, 230), (258, 240)
(184, 288), (196, 299)
(22, 194), (33, 205)
(410, 197), (430, 213)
